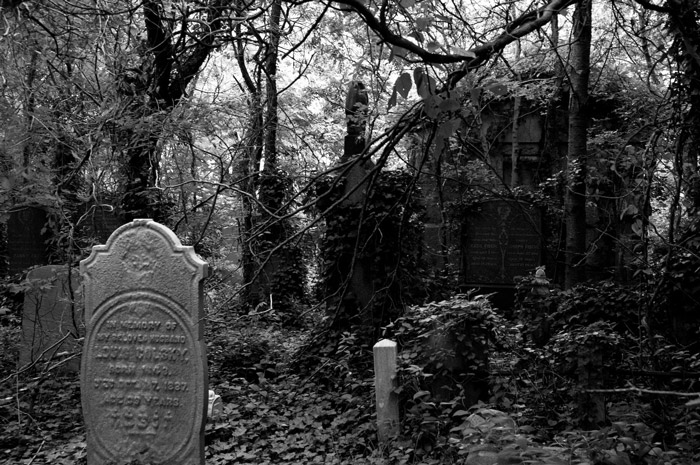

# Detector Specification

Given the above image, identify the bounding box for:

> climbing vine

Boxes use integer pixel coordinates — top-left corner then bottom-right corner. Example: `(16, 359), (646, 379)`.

(250, 169), (307, 317)
(317, 170), (426, 329)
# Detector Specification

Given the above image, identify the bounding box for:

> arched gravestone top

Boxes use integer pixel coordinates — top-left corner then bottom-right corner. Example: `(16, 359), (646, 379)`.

(80, 219), (208, 465)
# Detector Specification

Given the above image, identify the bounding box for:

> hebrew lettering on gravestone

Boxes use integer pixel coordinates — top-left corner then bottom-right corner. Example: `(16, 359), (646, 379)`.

(80, 219), (208, 465)
(463, 200), (542, 285)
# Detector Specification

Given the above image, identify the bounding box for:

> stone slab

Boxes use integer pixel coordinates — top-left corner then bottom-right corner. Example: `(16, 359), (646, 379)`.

(80, 219), (208, 465)
(20, 265), (83, 372)
(463, 200), (542, 285)
(7, 207), (49, 275)
(79, 203), (124, 244)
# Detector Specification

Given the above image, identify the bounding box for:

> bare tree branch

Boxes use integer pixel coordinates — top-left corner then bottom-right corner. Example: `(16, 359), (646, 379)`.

(328, 0), (577, 88)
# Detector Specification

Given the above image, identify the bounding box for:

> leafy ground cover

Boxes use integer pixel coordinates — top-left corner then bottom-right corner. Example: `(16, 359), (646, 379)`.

(0, 313), (386, 465)
(2, 289), (700, 464)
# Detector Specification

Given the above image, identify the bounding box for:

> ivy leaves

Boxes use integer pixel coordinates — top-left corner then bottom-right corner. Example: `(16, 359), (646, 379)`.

(387, 67), (465, 155)
(386, 63), (516, 158)
(388, 67), (439, 113)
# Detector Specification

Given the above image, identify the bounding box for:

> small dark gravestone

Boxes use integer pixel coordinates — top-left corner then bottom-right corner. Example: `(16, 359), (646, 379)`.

(463, 200), (542, 285)
(7, 207), (49, 275)
(20, 266), (82, 372)
(79, 203), (124, 244)
(80, 219), (208, 465)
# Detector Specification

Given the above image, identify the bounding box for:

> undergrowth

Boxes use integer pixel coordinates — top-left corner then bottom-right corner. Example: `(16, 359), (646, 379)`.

(2, 283), (700, 464)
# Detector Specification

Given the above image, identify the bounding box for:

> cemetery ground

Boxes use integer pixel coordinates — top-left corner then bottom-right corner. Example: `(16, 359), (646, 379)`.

(2, 285), (700, 464)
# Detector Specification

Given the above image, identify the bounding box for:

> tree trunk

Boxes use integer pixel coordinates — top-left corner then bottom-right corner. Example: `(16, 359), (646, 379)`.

(234, 18), (264, 307)
(666, 0), (700, 213)
(233, 0), (289, 310)
(541, 14), (567, 280)
(510, 6), (522, 188)
(540, 13), (564, 184)
(22, 49), (39, 168)
(239, 92), (262, 308)
(255, 0), (288, 309)
(511, 93), (521, 188)
(263, 0), (281, 174)
(564, 0), (592, 288)
(119, 0), (228, 221)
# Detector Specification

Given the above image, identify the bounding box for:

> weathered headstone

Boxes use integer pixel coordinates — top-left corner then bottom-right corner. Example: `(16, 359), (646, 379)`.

(20, 265), (82, 372)
(80, 219), (208, 465)
(7, 207), (49, 275)
(463, 200), (542, 285)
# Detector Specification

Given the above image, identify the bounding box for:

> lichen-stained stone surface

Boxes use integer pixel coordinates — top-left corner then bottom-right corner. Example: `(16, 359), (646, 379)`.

(80, 219), (208, 465)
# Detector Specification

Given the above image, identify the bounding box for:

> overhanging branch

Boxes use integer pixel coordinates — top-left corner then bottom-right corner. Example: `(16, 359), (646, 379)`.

(329, 0), (577, 88)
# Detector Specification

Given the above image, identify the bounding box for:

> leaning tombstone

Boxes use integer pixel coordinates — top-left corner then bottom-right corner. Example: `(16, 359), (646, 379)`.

(80, 219), (208, 465)
(19, 265), (82, 373)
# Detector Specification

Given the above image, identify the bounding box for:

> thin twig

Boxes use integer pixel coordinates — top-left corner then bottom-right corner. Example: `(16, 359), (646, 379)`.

(0, 332), (74, 384)
(27, 439), (45, 465)
(585, 381), (700, 398)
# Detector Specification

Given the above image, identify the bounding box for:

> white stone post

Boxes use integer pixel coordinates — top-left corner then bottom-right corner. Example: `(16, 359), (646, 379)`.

(373, 339), (399, 442)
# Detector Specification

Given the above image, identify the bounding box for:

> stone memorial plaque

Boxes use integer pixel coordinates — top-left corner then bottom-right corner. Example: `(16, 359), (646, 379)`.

(20, 266), (82, 372)
(80, 219), (208, 465)
(463, 200), (542, 285)
(7, 207), (49, 275)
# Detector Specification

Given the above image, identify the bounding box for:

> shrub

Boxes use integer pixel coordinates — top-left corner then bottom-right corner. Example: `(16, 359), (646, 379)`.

(381, 294), (505, 460)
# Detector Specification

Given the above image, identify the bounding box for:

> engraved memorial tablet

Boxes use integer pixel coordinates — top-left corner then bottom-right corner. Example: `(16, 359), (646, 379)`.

(80, 219), (208, 465)
(463, 200), (542, 285)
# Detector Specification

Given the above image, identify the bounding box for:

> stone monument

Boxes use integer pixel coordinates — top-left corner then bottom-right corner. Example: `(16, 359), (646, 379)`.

(7, 207), (49, 275)
(20, 265), (82, 372)
(80, 219), (208, 465)
(463, 200), (542, 285)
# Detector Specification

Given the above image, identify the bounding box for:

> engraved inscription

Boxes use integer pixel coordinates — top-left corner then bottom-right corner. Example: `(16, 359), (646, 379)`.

(84, 296), (198, 462)
(464, 201), (542, 284)
(106, 407), (173, 436)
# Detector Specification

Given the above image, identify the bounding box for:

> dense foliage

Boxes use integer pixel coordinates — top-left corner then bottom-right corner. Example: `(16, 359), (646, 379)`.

(5, 0), (700, 463)
(317, 170), (426, 330)
(4, 277), (700, 464)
